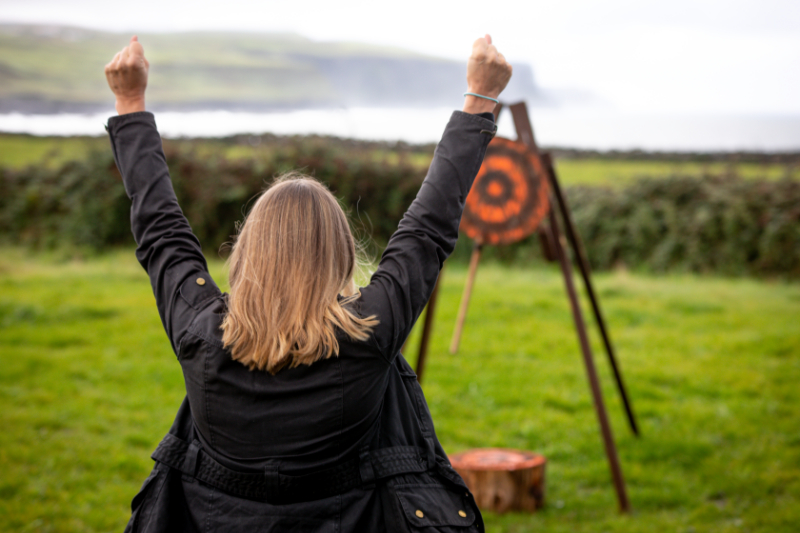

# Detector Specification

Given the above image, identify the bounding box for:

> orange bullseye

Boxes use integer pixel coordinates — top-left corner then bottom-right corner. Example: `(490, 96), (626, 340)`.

(459, 136), (550, 246)
(487, 182), (503, 196)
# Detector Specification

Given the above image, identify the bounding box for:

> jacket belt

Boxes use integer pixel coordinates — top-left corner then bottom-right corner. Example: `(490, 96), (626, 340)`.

(151, 433), (431, 503)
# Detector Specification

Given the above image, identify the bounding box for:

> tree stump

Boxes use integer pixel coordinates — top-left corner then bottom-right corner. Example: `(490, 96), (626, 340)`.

(449, 448), (546, 514)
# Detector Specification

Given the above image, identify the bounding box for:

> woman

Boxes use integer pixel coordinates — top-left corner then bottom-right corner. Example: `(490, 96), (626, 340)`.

(105, 34), (511, 533)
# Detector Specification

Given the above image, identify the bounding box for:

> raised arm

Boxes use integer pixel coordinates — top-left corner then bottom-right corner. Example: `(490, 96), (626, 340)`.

(105, 37), (219, 355)
(359, 35), (512, 360)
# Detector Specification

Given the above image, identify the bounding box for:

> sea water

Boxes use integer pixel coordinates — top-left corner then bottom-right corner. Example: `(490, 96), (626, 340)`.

(1, 107), (799, 151)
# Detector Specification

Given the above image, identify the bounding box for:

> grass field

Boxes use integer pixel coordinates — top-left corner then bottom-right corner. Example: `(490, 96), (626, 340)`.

(1, 248), (798, 532)
(0, 135), (106, 169)
(2, 133), (798, 186)
(551, 158), (799, 186)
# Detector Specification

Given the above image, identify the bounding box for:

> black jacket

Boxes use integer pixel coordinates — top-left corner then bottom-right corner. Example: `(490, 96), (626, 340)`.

(106, 110), (496, 533)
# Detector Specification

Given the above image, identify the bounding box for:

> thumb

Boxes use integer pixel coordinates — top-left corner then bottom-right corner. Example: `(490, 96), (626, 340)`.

(129, 36), (145, 58)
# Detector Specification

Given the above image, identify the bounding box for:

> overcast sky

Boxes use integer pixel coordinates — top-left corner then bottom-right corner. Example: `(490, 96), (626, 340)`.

(3, 0), (799, 115)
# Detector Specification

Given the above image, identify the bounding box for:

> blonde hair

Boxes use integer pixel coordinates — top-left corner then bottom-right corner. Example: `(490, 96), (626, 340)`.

(221, 174), (378, 374)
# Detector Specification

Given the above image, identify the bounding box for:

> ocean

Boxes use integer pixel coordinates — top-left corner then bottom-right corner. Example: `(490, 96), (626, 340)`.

(2, 107), (799, 152)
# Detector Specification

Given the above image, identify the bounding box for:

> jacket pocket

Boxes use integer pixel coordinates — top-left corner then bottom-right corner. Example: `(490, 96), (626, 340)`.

(395, 485), (476, 531)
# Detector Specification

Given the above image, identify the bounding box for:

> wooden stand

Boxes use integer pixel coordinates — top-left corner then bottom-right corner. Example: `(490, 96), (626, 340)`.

(450, 449), (546, 513)
(511, 102), (630, 513)
(449, 243), (482, 354)
(543, 153), (630, 512)
(413, 101), (636, 514)
(541, 153), (639, 436)
(413, 274), (441, 383)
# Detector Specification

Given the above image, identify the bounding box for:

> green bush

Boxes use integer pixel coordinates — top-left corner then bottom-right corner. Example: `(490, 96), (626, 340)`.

(0, 137), (428, 255)
(0, 154), (131, 250)
(566, 176), (800, 278)
(1, 142), (798, 278)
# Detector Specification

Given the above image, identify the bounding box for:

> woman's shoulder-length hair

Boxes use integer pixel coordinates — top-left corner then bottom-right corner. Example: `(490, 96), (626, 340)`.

(221, 173), (378, 374)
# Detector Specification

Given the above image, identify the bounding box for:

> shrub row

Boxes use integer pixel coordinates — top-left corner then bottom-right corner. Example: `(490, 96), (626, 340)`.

(0, 137), (427, 255)
(565, 176), (800, 278)
(1, 141), (798, 278)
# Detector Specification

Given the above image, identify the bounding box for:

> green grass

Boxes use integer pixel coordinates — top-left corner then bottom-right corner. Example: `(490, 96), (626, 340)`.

(0, 134), (107, 169)
(1, 248), (798, 532)
(552, 158), (800, 186)
(0, 134), (435, 172)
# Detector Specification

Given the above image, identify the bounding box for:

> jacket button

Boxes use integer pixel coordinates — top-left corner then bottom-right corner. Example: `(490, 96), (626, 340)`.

(415, 510), (424, 518)
(459, 510), (467, 517)
(196, 277), (206, 286)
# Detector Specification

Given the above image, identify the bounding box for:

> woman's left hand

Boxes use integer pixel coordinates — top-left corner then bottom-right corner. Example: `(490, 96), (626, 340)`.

(105, 36), (149, 115)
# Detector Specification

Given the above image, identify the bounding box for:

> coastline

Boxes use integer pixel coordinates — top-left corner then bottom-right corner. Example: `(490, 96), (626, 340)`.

(2, 107), (799, 152)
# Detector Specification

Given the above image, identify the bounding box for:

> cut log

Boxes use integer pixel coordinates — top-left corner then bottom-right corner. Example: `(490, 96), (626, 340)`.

(449, 448), (546, 513)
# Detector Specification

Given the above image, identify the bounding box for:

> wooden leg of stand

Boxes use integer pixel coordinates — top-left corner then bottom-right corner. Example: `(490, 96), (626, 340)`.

(449, 244), (482, 354)
(537, 224), (558, 262)
(416, 272), (442, 383)
(541, 153), (639, 437)
(508, 101), (630, 512)
(548, 203), (631, 514)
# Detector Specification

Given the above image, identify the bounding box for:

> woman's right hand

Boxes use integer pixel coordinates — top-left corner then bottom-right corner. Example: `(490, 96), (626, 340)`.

(105, 36), (149, 115)
(463, 34), (513, 115)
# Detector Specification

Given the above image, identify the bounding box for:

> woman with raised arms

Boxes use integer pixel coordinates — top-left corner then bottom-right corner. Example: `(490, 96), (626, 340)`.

(104, 33), (511, 533)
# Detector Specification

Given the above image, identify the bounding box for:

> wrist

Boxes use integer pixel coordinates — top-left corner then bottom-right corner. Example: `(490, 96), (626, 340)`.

(462, 95), (497, 115)
(115, 96), (146, 115)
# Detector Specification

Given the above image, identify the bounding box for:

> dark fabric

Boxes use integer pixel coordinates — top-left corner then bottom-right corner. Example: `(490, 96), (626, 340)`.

(107, 110), (495, 533)
(151, 432), (434, 503)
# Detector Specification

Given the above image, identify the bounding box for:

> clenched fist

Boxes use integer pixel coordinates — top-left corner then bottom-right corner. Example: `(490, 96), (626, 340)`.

(463, 35), (513, 115)
(105, 36), (149, 115)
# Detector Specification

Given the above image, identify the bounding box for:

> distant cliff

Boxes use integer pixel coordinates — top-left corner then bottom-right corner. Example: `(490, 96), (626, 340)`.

(0, 24), (543, 113)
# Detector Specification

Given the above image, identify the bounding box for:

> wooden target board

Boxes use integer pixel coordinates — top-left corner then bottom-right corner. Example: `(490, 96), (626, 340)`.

(460, 136), (550, 245)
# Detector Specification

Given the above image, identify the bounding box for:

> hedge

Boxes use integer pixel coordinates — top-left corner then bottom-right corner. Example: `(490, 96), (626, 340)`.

(565, 176), (800, 278)
(1, 140), (798, 278)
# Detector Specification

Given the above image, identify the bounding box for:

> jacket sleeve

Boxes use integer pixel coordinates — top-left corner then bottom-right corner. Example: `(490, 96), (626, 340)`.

(107, 111), (221, 356)
(358, 110), (496, 361)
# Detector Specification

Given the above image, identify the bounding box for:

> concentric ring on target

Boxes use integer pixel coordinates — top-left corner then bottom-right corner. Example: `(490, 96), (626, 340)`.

(460, 136), (550, 245)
